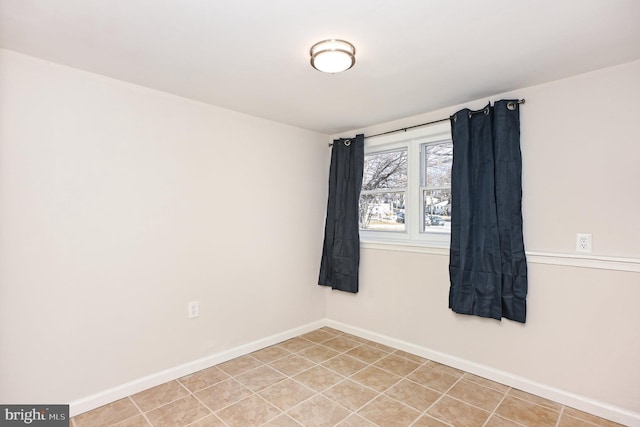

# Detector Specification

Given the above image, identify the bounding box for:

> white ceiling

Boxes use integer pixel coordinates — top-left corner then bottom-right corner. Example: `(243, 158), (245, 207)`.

(1, 0), (639, 134)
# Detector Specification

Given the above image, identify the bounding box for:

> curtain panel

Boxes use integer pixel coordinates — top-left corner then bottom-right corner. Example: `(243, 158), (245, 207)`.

(449, 100), (528, 322)
(319, 134), (365, 293)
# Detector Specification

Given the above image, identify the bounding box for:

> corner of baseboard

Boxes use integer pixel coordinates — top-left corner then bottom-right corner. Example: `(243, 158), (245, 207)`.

(323, 319), (640, 427)
(69, 319), (326, 417)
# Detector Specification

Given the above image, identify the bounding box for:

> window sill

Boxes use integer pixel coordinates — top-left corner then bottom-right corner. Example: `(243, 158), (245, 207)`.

(360, 239), (449, 256)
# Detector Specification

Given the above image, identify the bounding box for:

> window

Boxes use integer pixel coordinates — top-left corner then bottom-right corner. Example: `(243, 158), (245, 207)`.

(358, 121), (452, 247)
(421, 142), (452, 234)
(359, 149), (407, 232)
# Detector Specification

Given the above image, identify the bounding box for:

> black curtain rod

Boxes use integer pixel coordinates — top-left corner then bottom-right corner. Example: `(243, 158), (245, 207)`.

(329, 99), (525, 147)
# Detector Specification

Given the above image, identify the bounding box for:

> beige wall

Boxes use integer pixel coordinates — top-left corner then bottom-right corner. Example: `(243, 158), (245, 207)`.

(326, 61), (640, 416)
(2, 47), (639, 422)
(0, 49), (329, 404)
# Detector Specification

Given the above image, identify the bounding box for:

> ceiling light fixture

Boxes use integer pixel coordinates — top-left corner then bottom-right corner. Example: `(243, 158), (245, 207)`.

(310, 39), (356, 73)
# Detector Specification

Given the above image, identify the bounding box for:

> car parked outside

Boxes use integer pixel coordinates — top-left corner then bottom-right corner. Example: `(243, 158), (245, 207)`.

(427, 215), (445, 226)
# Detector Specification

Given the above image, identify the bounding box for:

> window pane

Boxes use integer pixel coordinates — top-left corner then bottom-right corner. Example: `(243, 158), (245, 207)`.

(362, 149), (408, 190)
(424, 143), (453, 187)
(423, 189), (451, 233)
(360, 192), (405, 231)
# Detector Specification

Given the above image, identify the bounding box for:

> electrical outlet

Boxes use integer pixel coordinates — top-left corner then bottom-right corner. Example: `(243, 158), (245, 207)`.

(576, 233), (592, 253)
(188, 301), (199, 319)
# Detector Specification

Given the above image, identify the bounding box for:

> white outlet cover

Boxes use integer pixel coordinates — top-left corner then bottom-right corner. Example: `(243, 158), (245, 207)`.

(576, 233), (592, 253)
(188, 301), (199, 318)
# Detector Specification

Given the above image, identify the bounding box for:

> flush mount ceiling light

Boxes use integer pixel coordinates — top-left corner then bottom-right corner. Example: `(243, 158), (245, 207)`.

(310, 39), (356, 73)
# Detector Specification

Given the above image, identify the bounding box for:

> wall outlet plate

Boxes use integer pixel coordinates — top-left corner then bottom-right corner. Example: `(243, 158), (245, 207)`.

(188, 301), (199, 318)
(576, 233), (592, 253)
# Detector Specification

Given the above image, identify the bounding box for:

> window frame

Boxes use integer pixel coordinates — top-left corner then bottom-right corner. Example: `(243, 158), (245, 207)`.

(359, 121), (452, 249)
(359, 147), (408, 233)
(420, 141), (453, 234)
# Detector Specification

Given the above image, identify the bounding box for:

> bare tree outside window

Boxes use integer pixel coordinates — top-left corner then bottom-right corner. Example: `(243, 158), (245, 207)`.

(358, 134), (452, 239)
(359, 149), (407, 231)
(422, 142), (452, 233)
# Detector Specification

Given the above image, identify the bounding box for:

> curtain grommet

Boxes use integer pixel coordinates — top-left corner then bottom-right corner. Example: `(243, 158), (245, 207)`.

(344, 139), (351, 147)
(484, 107), (489, 115)
(507, 101), (517, 111)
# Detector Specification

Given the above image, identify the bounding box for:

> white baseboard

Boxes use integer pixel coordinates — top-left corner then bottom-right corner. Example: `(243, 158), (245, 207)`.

(70, 318), (639, 426)
(324, 319), (640, 427)
(69, 320), (324, 417)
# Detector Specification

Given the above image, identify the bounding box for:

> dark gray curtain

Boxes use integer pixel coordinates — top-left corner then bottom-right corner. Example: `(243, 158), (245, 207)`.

(319, 134), (364, 293)
(449, 100), (528, 322)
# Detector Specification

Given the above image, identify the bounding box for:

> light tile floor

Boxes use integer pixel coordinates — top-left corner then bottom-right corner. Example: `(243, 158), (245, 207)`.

(71, 327), (625, 427)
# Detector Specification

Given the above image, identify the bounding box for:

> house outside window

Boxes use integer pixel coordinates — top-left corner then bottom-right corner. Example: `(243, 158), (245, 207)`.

(358, 121), (452, 248)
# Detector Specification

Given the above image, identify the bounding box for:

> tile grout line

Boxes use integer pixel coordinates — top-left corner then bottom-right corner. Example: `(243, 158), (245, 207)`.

(299, 334), (437, 427)
(293, 325), (360, 426)
(404, 362), (461, 426)
(440, 381), (557, 427)
(321, 322), (387, 427)
(461, 372), (512, 394)
(326, 349), (433, 427)
(75, 332), (416, 426)
(325, 376), (384, 420)
(499, 392), (567, 427)
(409, 368), (466, 427)
(277, 389), (323, 425)
(272, 338), (385, 427)
(555, 405), (566, 427)
(172, 368), (261, 426)
(480, 387), (515, 427)
(132, 380), (204, 425)
(125, 396), (154, 427)
(298, 336), (563, 427)
(441, 386), (508, 416)
(194, 378), (255, 417)
(341, 335), (577, 427)
(375, 388), (426, 427)
(201, 370), (286, 427)
(266, 364), (332, 426)
(260, 335), (347, 427)
(187, 382), (230, 427)
(508, 393), (564, 414)
(76, 328), (609, 427)
(251, 391), (288, 426)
